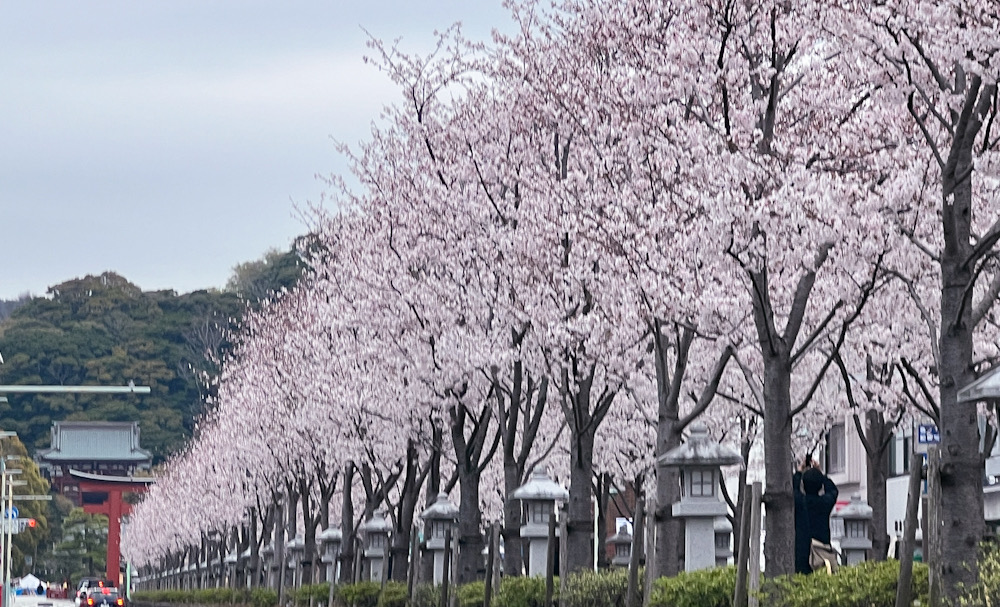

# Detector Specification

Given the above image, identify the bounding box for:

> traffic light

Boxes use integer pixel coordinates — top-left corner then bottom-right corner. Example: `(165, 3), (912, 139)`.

(26, 518), (35, 528)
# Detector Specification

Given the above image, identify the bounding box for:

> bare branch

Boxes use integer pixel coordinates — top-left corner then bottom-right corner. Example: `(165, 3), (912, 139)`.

(908, 92), (946, 170)
(902, 30), (953, 93)
(790, 300), (844, 367)
(679, 345), (735, 429)
(784, 241), (835, 346)
(972, 266), (1000, 328)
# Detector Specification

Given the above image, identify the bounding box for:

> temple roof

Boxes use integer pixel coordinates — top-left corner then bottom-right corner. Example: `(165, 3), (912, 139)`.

(37, 421), (152, 463)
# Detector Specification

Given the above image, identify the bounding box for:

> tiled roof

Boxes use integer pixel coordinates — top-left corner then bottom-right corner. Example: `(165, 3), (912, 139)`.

(37, 421), (152, 462)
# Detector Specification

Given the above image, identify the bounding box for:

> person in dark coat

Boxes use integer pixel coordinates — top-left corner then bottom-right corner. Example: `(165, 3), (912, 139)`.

(793, 456), (839, 574)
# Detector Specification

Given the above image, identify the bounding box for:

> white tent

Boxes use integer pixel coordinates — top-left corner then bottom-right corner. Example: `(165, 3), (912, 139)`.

(17, 573), (42, 590)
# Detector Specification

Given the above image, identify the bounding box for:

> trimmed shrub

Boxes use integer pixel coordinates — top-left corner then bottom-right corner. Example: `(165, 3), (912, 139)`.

(456, 581), (485, 607)
(493, 576), (553, 607)
(335, 582), (381, 607)
(960, 541), (1000, 606)
(192, 588), (237, 604)
(561, 569), (633, 607)
(290, 583), (331, 606)
(249, 588), (278, 607)
(648, 566), (735, 607)
(410, 584), (441, 607)
(376, 582), (407, 607)
(761, 560), (927, 607)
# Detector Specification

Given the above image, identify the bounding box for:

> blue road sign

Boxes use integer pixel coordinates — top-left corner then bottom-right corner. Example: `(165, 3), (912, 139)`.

(918, 424), (940, 445)
(3, 505), (18, 519)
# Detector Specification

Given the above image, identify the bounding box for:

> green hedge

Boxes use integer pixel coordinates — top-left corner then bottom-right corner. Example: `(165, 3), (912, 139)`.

(647, 561), (927, 607)
(495, 575), (552, 607)
(562, 569), (635, 607)
(409, 584), (440, 607)
(290, 584), (330, 606)
(131, 587), (277, 607)
(649, 566), (734, 607)
(334, 582), (381, 607)
(762, 561), (928, 607)
(131, 560), (930, 607)
(961, 541), (1000, 606)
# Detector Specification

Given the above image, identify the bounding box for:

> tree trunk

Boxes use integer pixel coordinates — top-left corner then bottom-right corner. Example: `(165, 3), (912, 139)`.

(937, 238), (985, 599)
(300, 479), (319, 585)
(421, 429), (443, 584)
(339, 463), (357, 584)
(932, 77), (993, 600)
(566, 428), (596, 574)
(761, 348), (794, 578)
(455, 468), (485, 584)
(595, 474), (610, 570)
(862, 409), (890, 562)
(503, 461), (525, 576)
(451, 404), (487, 585)
(391, 441), (420, 582)
(651, 321), (686, 579)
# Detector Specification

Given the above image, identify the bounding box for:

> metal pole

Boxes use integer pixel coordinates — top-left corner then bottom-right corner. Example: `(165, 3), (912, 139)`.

(747, 482), (763, 607)
(0, 385), (150, 394)
(1, 460), (6, 607)
(5, 476), (12, 599)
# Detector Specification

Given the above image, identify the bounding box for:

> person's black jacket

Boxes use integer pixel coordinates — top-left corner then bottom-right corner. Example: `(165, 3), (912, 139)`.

(792, 469), (839, 574)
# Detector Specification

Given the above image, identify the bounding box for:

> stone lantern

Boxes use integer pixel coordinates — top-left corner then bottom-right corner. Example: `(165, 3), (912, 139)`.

(287, 536), (305, 587)
(836, 493), (873, 566)
(361, 511), (392, 582)
(420, 492), (459, 585)
(261, 542), (276, 588)
(657, 423), (742, 572)
(224, 551), (238, 588)
(511, 466), (569, 577)
(319, 526), (343, 584)
(238, 548), (251, 588)
(605, 524), (632, 567)
(714, 517), (733, 566)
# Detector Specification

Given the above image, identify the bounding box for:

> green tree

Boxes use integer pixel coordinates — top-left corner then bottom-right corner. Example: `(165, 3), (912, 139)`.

(225, 246), (304, 303)
(0, 436), (53, 576)
(48, 508), (108, 584)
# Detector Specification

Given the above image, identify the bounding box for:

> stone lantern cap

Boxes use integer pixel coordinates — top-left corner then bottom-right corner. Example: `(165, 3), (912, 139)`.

(605, 524), (632, 545)
(714, 517), (732, 533)
(837, 493), (873, 520)
(261, 542), (275, 557)
(318, 526), (343, 544)
(657, 423), (742, 468)
(224, 551), (239, 564)
(360, 510), (393, 534)
(239, 548), (251, 562)
(287, 535), (305, 552)
(511, 467), (569, 501)
(421, 492), (459, 521)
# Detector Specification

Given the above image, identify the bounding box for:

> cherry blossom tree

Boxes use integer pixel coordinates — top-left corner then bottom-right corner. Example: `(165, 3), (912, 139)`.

(849, 1), (1000, 597)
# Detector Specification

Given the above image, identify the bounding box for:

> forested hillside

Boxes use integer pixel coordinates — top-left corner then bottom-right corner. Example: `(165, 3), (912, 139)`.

(0, 247), (302, 460)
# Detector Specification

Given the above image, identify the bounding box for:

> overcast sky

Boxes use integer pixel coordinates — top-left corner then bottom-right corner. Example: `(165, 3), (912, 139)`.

(0, 1), (511, 300)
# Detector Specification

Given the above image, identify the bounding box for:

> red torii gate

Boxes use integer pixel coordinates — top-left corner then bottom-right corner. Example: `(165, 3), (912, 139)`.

(70, 470), (155, 585)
